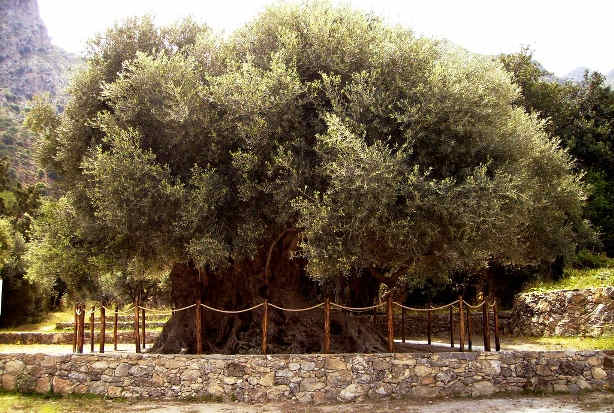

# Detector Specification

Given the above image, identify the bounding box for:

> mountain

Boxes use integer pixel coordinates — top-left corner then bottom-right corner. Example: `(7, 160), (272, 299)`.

(563, 67), (591, 83)
(0, 0), (79, 183)
(564, 66), (614, 88)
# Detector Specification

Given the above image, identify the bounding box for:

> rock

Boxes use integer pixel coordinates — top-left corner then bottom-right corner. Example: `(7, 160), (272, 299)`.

(107, 385), (122, 398)
(91, 361), (108, 370)
(414, 365), (432, 376)
(114, 363), (131, 377)
(5, 360), (25, 374)
(478, 360), (501, 375)
(412, 385), (438, 398)
(52, 377), (72, 394)
(300, 378), (325, 392)
(288, 363), (300, 371)
(259, 373), (274, 386)
(34, 377), (50, 393)
(180, 369), (200, 381)
(339, 383), (367, 401)
(592, 367), (607, 380)
(223, 376), (239, 385)
(471, 380), (496, 396)
(88, 381), (106, 395)
(225, 362), (246, 377)
(300, 361), (316, 371)
(325, 358), (346, 370)
(553, 384), (568, 392)
(576, 378), (592, 390)
(1, 374), (16, 391)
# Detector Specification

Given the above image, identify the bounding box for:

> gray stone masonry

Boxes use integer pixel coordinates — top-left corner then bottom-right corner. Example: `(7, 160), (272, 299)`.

(511, 287), (614, 337)
(0, 350), (612, 402)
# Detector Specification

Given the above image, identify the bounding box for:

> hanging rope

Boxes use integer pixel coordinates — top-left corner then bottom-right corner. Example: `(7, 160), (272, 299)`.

(393, 300), (460, 312)
(268, 302), (324, 312)
(330, 302), (386, 311)
(136, 305), (174, 315)
(172, 303), (197, 312)
(463, 300), (486, 310)
(201, 302), (264, 314)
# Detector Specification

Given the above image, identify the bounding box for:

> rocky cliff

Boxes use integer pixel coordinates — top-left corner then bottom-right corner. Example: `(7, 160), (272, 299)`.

(0, 0), (79, 183)
(0, 0), (77, 103)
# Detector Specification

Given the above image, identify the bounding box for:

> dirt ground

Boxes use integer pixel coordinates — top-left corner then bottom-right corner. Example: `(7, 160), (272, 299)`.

(87, 392), (614, 413)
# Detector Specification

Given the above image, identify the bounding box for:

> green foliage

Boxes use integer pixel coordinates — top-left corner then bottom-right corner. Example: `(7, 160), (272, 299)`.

(499, 48), (614, 255)
(524, 266), (614, 293)
(25, 3), (590, 295)
(573, 249), (614, 269)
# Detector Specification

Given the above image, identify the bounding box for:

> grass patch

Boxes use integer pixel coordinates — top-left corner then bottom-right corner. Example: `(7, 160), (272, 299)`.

(0, 390), (127, 413)
(504, 335), (614, 350)
(523, 267), (614, 293)
(0, 309), (74, 333)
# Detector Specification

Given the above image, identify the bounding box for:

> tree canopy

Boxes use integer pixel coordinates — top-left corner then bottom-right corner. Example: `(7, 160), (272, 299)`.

(499, 48), (614, 256)
(26, 2), (591, 297)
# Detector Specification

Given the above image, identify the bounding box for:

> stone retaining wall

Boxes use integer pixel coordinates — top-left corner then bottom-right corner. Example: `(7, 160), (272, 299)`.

(510, 287), (614, 337)
(0, 331), (159, 345)
(1, 350), (612, 402)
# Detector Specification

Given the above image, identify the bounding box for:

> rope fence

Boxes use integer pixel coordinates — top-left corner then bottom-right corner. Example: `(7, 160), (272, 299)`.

(71, 295), (502, 355)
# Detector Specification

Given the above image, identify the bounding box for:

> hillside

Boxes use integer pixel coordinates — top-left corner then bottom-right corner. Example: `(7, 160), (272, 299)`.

(0, 0), (79, 183)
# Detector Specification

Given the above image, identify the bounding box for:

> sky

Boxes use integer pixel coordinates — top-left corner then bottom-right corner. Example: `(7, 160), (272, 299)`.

(38, 0), (614, 77)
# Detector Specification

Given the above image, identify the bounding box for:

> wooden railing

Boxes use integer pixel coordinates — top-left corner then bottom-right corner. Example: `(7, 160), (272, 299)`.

(72, 296), (501, 354)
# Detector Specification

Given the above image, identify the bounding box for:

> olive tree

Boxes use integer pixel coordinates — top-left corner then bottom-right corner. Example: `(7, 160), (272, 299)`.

(26, 3), (590, 353)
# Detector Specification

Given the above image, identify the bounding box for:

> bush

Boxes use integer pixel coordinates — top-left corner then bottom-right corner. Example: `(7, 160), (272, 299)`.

(573, 249), (614, 269)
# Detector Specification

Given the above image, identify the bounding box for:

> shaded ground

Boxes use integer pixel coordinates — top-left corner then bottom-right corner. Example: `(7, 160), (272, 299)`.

(2, 333), (611, 355)
(2, 391), (614, 413)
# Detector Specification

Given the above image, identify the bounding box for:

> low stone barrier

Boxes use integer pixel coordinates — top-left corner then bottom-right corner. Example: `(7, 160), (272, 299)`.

(0, 331), (159, 345)
(0, 350), (612, 402)
(511, 287), (614, 337)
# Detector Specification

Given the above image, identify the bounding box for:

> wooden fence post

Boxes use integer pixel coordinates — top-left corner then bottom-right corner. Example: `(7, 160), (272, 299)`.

(134, 303), (141, 353)
(401, 306), (406, 343)
(387, 295), (394, 353)
(195, 300), (202, 355)
(261, 300), (268, 354)
(427, 305), (432, 346)
(323, 298), (330, 353)
(100, 306), (105, 353)
(466, 307), (472, 351)
(73, 305), (77, 353)
(90, 305), (95, 353)
(114, 304), (118, 351)
(79, 304), (85, 353)
(141, 308), (146, 349)
(482, 300), (490, 351)
(493, 299), (500, 351)
(458, 296), (465, 352)
(449, 306), (454, 348)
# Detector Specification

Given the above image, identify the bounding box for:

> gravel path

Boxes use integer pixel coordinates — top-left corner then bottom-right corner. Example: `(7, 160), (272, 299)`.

(120, 393), (614, 413)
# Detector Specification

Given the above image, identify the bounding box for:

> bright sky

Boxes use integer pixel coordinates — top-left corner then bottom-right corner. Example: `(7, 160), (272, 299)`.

(39, 0), (614, 77)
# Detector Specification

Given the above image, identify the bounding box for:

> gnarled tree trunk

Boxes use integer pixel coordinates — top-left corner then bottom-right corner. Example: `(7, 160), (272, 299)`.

(152, 231), (387, 354)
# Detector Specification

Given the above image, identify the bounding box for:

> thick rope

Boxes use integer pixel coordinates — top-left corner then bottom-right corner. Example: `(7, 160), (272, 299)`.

(136, 306), (173, 315)
(172, 303), (197, 312)
(393, 300), (459, 312)
(268, 302), (324, 312)
(330, 302), (386, 311)
(201, 302), (264, 314)
(463, 300), (486, 310)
